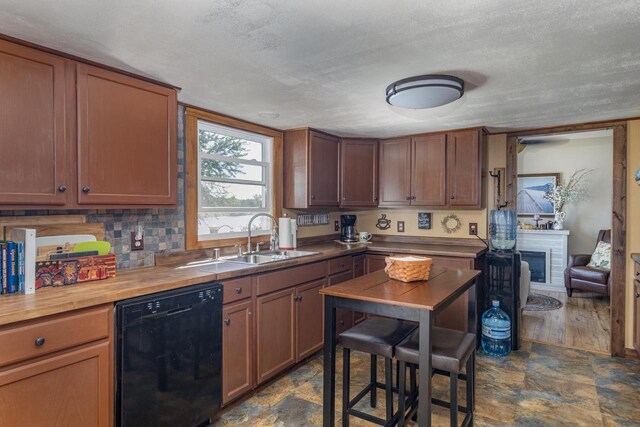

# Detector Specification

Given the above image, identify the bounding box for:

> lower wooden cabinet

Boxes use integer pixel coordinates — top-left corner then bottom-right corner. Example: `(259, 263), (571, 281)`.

(222, 299), (254, 405)
(296, 279), (326, 360)
(366, 254), (387, 273)
(353, 254), (367, 324)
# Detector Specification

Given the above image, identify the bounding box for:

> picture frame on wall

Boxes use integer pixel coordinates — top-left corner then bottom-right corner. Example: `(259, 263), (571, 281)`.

(517, 173), (560, 216)
(418, 212), (432, 229)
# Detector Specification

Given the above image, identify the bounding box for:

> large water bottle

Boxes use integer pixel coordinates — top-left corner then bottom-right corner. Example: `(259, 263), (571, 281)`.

(489, 209), (517, 251)
(481, 300), (511, 356)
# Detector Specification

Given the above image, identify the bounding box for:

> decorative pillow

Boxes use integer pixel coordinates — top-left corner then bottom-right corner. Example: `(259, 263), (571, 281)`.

(588, 241), (611, 270)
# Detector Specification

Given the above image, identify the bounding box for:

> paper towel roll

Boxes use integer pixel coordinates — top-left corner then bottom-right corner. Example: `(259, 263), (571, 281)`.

(279, 217), (293, 249)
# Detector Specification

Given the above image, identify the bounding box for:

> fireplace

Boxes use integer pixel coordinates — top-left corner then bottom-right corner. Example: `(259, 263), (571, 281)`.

(520, 250), (549, 284)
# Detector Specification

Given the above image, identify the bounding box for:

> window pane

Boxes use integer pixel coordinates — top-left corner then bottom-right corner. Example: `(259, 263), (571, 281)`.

(198, 212), (272, 236)
(200, 159), (264, 182)
(200, 182), (266, 209)
(199, 129), (263, 161)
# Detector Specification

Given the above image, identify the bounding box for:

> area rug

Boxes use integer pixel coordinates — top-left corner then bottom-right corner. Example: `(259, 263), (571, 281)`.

(524, 293), (563, 311)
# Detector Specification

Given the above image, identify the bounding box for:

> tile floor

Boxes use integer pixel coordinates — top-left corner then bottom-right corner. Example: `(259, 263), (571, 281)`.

(213, 341), (640, 426)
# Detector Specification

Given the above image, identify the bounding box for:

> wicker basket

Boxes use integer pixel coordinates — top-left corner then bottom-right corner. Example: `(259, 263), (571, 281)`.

(384, 256), (433, 282)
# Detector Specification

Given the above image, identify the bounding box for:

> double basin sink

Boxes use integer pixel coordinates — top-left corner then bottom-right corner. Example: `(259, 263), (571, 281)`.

(221, 250), (318, 265)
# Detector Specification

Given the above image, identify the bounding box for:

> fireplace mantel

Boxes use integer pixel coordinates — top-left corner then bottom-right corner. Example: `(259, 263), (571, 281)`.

(516, 229), (570, 291)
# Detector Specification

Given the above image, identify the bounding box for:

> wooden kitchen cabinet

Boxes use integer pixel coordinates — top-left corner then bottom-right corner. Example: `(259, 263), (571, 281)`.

(76, 64), (177, 205)
(296, 279), (326, 360)
(340, 138), (378, 207)
(352, 254), (367, 324)
(0, 305), (113, 427)
(256, 287), (296, 384)
(284, 128), (340, 208)
(222, 299), (254, 405)
(412, 133), (447, 206)
(328, 268), (355, 336)
(366, 254), (388, 273)
(378, 138), (412, 206)
(0, 39), (69, 205)
(447, 129), (482, 207)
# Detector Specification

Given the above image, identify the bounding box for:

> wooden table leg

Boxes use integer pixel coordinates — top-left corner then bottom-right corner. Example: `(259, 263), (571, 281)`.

(323, 295), (337, 427)
(417, 309), (432, 427)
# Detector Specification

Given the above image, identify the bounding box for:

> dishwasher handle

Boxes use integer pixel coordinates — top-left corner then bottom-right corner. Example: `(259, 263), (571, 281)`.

(166, 305), (193, 316)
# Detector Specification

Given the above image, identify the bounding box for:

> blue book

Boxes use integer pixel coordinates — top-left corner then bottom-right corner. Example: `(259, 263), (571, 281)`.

(16, 242), (24, 293)
(0, 243), (6, 295)
(5, 241), (17, 294)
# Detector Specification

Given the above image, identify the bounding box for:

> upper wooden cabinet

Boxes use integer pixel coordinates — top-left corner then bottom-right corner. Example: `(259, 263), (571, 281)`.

(0, 40), (69, 205)
(340, 138), (378, 207)
(0, 38), (178, 208)
(284, 128), (340, 208)
(379, 128), (484, 209)
(76, 64), (177, 205)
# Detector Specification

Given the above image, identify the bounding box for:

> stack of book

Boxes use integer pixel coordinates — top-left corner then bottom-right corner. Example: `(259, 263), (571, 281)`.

(0, 240), (24, 294)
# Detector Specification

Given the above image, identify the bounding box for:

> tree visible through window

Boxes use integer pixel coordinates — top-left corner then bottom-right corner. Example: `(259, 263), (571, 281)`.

(197, 120), (273, 240)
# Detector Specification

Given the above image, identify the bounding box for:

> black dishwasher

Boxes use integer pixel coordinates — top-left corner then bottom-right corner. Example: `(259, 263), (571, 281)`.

(115, 282), (223, 427)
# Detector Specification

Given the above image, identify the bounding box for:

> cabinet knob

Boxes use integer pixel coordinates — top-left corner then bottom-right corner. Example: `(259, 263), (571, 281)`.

(636, 292), (640, 299)
(406, 196), (412, 200)
(343, 196), (346, 200)
(374, 196), (378, 201)
(82, 186), (91, 193)
(339, 320), (345, 326)
(224, 318), (231, 326)
(35, 337), (45, 346)
(311, 195), (316, 200)
(235, 287), (242, 294)
(58, 185), (67, 193)
(450, 195), (455, 200)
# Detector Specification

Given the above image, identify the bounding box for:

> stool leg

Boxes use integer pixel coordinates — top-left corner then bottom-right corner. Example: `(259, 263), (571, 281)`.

(466, 352), (475, 415)
(398, 361), (407, 427)
(342, 348), (350, 427)
(370, 354), (377, 408)
(450, 372), (458, 427)
(385, 357), (394, 422)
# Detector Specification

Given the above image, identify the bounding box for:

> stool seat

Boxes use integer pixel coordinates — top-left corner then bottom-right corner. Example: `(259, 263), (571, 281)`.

(395, 327), (475, 374)
(339, 317), (417, 359)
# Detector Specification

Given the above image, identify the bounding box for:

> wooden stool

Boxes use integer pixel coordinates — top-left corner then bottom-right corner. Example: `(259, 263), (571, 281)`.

(395, 327), (476, 427)
(339, 317), (416, 427)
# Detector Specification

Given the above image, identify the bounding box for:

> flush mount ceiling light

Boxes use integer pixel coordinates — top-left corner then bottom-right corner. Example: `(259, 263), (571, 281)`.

(385, 74), (464, 109)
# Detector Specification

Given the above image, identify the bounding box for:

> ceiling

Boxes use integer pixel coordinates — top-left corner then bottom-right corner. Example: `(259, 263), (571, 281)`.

(1, 0), (639, 137)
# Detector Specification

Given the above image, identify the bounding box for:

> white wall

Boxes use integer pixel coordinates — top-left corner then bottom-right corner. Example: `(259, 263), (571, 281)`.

(517, 133), (613, 255)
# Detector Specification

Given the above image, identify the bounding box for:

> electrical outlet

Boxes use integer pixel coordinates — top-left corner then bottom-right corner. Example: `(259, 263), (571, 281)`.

(131, 231), (144, 251)
(469, 223), (478, 236)
(334, 220), (339, 232)
(397, 221), (405, 233)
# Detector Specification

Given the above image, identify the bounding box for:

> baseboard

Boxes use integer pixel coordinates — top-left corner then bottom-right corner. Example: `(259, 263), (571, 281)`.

(530, 283), (565, 293)
(624, 348), (640, 360)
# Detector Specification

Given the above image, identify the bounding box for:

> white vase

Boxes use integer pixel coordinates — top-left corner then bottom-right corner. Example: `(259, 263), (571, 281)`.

(553, 211), (566, 230)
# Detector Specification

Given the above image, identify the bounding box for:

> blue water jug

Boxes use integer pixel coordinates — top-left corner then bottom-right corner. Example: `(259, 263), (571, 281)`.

(481, 300), (511, 356)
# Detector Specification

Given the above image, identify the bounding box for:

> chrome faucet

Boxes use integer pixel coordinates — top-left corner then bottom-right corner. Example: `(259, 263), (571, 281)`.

(247, 213), (278, 253)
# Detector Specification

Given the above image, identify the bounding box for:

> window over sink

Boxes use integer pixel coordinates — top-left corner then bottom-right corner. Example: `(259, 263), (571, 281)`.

(185, 107), (283, 249)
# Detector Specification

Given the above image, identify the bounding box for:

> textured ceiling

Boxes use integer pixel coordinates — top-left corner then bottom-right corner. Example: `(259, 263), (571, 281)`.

(1, 0), (639, 137)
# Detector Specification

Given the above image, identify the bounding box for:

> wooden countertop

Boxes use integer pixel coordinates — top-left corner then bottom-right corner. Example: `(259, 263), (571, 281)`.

(0, 240), (486, 327)
(320, 267), (481, 311)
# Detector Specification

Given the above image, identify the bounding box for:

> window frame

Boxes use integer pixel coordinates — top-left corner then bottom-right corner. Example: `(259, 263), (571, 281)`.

(185, 106), (283, 250)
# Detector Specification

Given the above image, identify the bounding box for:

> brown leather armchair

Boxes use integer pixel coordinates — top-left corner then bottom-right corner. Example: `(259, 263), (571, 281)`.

(564, 229), (611, 297)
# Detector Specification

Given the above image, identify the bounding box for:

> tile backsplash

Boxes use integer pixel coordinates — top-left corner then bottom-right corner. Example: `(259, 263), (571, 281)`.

(0, 106), (187, 269)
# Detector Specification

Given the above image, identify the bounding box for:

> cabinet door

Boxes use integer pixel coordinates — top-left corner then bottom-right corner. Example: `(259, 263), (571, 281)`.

(341, 139), (378, 207)
(353, 255), (366, 278)
(76, 64), (177, 205)
(0, 341), (111, 426)
(635, 279), (640, 354)
(379, 138), (411, 206)
(412, 134), (447, 206)
(328, 270), (355, 336)
(256, 287), (296, 384)
(0, 40), (68, 205)
(222, 300), (254, 405)
(447, 130), (481, 208)
(296, 279), (326, 360)
(366, 254), (388, 273)
(308, 131), (340, 206)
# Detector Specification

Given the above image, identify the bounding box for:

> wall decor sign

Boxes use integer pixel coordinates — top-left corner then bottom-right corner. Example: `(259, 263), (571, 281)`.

(376, 214), (391, 230)
(418, 212), (432, 230)
(441, 214), (462, 234)
(517, 173), (560, 216)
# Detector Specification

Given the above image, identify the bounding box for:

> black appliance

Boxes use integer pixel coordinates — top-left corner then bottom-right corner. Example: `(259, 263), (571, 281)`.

(115, 282), (223, 427)
(340, 214), (357, 242)
(484, 251), (521, 350)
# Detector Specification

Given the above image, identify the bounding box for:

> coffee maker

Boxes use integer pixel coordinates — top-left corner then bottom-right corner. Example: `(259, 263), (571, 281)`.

(340, 215), (357, 243)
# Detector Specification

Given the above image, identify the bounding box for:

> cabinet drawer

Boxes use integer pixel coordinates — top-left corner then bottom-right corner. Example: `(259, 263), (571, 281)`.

(329, 256), (352, 275)
(222, 277), (253, 304)
(0, 305), (111, 368)
(256, 261), (327, 296)
(328, 270), (354, 286)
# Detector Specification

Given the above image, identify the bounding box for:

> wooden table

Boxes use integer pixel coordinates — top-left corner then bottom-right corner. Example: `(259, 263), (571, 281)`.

(320, 266), (481, 427)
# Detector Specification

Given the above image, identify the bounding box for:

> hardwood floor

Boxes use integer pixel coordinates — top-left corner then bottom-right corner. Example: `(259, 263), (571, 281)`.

(522, 289), (610, 353)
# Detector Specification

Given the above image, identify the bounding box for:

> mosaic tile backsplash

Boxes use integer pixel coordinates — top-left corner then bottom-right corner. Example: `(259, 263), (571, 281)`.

(0, 106), (187, 269)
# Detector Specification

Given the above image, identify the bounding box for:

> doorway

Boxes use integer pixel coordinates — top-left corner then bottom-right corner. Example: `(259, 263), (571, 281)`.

(515, 130), (613, 353)
(505, 121), (627, 357)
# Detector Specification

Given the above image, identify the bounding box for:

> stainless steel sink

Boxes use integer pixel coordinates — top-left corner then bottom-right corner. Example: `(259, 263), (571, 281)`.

(222, 250), (318, 265)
